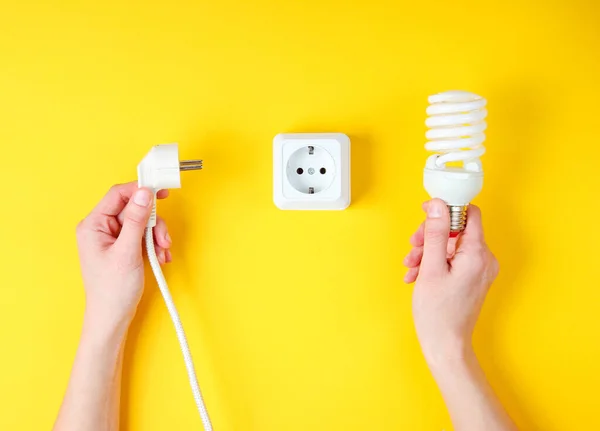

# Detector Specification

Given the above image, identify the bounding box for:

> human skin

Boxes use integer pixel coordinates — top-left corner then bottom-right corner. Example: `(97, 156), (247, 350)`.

(404, 199), (517, 431)
(53, 183), (172, 431)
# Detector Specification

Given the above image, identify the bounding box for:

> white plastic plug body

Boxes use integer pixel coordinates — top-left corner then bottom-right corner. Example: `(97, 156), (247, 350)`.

(273, 133), (351, 210)
(423, 91), (487, 207)
(138, 144), (182, 191)
(137, 143), (202, 227)
(137, 144), (182, 228)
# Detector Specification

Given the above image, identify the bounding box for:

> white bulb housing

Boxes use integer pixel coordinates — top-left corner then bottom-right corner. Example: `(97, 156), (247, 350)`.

(424, 91), (487, 207)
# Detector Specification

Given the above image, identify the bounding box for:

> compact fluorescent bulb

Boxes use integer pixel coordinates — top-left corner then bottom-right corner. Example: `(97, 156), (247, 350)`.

(423, 90), (487, 235)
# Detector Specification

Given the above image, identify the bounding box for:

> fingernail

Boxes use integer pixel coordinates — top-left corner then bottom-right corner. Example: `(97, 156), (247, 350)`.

(133, 189), (152, 207)
(165, 232), (172, 244)
(428, 202), (442, 218)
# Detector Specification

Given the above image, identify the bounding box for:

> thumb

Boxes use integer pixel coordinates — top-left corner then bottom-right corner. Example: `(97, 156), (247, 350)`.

(421, 199), (451, 277)
(115, 188), (154, 253)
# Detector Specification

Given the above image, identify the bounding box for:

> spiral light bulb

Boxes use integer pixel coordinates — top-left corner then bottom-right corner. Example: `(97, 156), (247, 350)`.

(424, 90), (487, 235)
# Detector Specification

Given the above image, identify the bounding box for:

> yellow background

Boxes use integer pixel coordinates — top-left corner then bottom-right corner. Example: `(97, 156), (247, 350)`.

(1, 0), (599, 429)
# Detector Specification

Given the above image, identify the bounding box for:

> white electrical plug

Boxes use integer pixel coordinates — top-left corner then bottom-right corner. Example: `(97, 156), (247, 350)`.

(273, 133), (351, 210)
(136, 143), (212, 430)
(137, 143), (202, 227)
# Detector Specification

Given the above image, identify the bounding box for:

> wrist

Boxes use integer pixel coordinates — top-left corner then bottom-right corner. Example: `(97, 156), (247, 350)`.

(420, 333), (474, 372)
(82, 305), (132, 345)
(425, 346), (482, 397)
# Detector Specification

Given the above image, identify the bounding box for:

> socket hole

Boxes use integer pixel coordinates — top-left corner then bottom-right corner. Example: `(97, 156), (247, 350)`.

(320, 168), (326, 174)
(296, 168), (303, 175)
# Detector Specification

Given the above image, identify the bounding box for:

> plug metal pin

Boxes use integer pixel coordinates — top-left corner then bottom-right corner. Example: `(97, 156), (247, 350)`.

(179, 160), (203, 171)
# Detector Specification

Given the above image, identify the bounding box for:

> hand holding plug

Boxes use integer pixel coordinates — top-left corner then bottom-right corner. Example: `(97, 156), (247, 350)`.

(76, 182), (173, 329)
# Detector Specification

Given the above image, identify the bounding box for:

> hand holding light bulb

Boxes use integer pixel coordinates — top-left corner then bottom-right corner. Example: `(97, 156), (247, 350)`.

(404, 199), (498, 360)
(424, 90), (487, 235)
(403, 200), (516, 431)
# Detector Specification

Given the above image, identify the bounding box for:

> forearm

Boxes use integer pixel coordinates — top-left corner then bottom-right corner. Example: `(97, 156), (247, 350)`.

(427, 345), (517, 431)
(54, 311), (128, 431)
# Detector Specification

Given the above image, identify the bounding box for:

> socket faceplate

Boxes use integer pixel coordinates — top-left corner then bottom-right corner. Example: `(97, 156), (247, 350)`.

(273, 133), (350, 210)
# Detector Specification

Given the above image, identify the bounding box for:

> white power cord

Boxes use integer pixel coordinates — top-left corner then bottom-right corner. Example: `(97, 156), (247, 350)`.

(137, 143), (212, 429)
(145, 227), (213, 431)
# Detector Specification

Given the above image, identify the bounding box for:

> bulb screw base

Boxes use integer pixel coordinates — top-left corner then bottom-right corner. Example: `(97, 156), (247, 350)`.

(448, 205), (468, 234)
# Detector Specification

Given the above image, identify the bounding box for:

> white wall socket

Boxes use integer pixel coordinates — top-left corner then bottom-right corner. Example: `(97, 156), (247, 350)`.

(273, 133), (351, 210)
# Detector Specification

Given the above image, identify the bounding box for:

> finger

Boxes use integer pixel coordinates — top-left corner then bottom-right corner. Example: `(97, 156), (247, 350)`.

(156, 189), (169, 199)
(77, 213), (122, 239)
(115, 188), (154, 253)
(117, 189), (168, 225)
(91, 182), (138, 217)
(410, 222), (425, 247)
(447, 236), (458, 257)
(165, 249), (172, 263)
(404, 266), (420, 284)
(403, 246), (423, 268)
(460, 205), (485, 246)
(421, 199), (451, 277)
(153, 216), (172, 249)
(421, 202), (456, 256)
(155, 245), (166, 264)
(90, 182), (168, 220)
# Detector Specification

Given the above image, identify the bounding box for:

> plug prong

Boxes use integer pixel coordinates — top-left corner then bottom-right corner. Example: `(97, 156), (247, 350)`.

(180, 160), (203, 171)
(180, 159), (203, 165)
